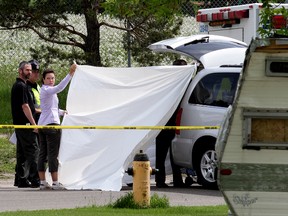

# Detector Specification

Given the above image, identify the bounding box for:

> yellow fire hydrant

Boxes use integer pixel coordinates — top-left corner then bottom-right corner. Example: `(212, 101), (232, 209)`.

(126, 150), (157, 207)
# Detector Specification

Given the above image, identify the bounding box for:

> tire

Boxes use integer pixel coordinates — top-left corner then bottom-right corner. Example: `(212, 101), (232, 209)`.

(194, 143), (218, 189)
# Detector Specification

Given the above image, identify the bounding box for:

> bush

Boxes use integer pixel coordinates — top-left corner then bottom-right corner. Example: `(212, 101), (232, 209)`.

(110, 192), (169, 209)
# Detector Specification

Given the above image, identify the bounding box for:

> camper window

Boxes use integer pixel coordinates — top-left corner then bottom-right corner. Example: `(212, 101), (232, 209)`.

(266, 57), (288, 76)
(242, 108), (288, 149)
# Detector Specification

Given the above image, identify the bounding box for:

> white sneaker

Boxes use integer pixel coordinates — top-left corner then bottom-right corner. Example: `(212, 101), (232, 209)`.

(52, 183), (66, 190)
(40, 182), (52, 190)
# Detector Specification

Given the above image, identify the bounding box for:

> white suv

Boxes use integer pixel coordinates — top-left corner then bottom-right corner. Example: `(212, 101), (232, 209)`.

(149, 34), (247, 189)
(172, 67), (241, 189)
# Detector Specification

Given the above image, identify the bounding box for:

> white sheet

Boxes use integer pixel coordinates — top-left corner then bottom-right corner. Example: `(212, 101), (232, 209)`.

(58, 65), (195, 191)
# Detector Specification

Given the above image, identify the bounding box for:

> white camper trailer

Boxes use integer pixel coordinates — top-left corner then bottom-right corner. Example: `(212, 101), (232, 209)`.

(216, 37), (288, 216)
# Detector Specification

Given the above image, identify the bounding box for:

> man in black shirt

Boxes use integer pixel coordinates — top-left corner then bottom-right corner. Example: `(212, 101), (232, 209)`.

(11, 61), (39, 188)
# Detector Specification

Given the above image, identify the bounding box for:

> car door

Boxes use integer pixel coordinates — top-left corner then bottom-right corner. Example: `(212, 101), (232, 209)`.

(148, 34), (247, 68)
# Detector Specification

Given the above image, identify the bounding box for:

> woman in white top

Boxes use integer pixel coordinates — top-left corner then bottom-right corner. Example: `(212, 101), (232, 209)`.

(38, 64), (76, 190)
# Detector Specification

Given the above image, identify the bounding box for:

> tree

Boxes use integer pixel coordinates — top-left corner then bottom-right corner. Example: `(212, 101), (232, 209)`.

(258, 0), (288, 38)
(122, 15), (183, 66)
(0, 0), (185, 66)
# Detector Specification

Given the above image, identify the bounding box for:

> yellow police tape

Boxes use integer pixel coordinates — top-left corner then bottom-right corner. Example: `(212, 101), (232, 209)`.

(0, 125), (220, 130)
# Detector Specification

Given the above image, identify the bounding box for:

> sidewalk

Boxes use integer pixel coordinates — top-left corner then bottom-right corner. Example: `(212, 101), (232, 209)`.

(0, 177), (226, 212)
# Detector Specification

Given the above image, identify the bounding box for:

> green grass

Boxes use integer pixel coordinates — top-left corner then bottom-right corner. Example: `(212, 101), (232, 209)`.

(0, 136), (16, 178)
(0, 68), (15, 125)
(109, 192), (170, 209)
(0, 205), (229, 216)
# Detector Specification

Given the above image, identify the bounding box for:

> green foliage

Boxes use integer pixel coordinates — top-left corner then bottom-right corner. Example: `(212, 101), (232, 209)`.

(110, 192), (169, 209)
(258, 0), (288, 38)
(0, 137), (16, 177)
(123, 16), (183, 66)
(103, 0), (187, 66)
(110, 192), (141, 209)
(103, 0), (184, 20)
(0, 67), (15, 125)
(30, 45), (84, 69)
(0, 0), (186, 66)
(150, 193), (170, 208)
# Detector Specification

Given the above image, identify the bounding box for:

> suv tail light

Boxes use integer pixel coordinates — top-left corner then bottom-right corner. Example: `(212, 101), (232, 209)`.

(175, 108), (183, 135)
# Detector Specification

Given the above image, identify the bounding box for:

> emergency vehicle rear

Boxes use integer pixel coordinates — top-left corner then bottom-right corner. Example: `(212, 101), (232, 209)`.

(197, 3), (288, 44)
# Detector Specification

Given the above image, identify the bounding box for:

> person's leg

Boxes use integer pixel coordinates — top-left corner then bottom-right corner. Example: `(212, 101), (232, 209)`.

(51, 172), (58, 182)
(155, 131), (170, 187)
(169, 145), (184, 187)
(14, 135), (26, 187)
(47, 128), (61, 179)
(46, 128), (65, 190)
(19, 129), (39, 187)
(38, 171), (46, 180)
(38, 130), (47, 177)
(38, 129), (51, 190)
(15, 129), (34, 187)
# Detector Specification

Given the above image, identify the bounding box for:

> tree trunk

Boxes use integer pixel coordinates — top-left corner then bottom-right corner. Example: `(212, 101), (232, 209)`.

(83, 9), (101, 66)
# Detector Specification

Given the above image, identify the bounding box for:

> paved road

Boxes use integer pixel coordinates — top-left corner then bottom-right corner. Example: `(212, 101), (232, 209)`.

(0, 178), (226, 212)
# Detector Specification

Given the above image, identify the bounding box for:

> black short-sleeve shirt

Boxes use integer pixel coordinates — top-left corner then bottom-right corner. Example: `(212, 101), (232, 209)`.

(11, 78), (35, 125)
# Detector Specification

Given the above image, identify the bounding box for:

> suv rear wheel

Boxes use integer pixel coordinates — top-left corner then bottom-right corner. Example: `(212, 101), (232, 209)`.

(194, 143), (218, 189)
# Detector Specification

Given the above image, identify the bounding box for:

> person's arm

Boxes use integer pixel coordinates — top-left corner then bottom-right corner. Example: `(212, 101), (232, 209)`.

(35, 108), (41, 114)
(44, 74), (72, 95)
(44, 64), (77, 95)
(58, 109), (67, 116)
(22, 103), (37, 131)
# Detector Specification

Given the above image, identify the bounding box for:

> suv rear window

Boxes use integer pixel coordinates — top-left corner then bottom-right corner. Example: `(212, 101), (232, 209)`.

(188, 73), (240, 108)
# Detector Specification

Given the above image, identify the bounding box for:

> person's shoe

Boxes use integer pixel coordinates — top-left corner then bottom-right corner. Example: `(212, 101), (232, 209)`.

(18, 180), (32, 188)
(30, 180), (40, 188)
(52, 183), (66, 190)
(40, 182), (52, 190)
(156, 183), (169, 188)
(173, 182), (189, 188)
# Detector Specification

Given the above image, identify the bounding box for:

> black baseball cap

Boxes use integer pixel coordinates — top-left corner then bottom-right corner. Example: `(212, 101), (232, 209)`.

(28, 59), (40, 70)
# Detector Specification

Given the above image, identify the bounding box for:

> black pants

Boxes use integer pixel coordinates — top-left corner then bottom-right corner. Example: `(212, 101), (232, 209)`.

(38, 127), (61, 173)
(15, 129), (39, 185)
(155, 129), (183, 185)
